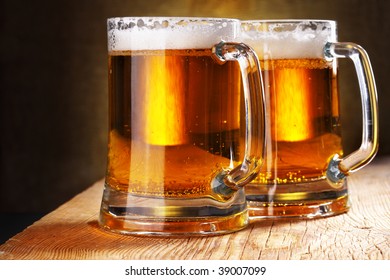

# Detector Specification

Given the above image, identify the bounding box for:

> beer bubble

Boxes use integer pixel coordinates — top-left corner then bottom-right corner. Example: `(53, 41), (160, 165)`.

(136, 19), (144, 28)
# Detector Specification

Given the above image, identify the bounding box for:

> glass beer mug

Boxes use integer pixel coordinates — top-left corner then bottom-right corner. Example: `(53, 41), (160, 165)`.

(240, 20), (378, 218)
(99, 17), (265, 235)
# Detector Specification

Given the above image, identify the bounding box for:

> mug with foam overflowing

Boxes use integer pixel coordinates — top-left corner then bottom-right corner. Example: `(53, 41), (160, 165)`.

(240, 20), (378, 218)
(99, 17), (265, 235)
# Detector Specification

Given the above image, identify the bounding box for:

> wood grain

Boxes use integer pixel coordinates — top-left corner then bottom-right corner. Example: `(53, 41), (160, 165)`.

(0, 157), (389, 260)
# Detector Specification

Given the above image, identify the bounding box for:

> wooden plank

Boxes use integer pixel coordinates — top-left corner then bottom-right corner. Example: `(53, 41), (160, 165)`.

(0, 157), (389, 260)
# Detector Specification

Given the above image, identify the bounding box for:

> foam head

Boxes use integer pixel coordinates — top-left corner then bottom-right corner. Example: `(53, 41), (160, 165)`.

(240, 20), (337, 59)
(107, 17), (240, 51)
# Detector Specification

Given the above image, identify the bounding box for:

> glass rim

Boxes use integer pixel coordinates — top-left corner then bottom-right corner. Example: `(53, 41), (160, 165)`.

(107, 16), (240, 23)
(241, 19), (336, 26)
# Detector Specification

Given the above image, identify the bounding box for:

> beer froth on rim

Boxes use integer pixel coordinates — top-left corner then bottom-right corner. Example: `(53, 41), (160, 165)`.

(107, 17), (240, 51)
(240, 20), (337, 59)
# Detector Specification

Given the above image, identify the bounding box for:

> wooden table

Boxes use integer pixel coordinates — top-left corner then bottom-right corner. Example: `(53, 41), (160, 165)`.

(1, 156), (389, 260)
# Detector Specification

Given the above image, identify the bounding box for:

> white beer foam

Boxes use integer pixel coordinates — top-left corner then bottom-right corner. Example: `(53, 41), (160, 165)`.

(241, 20), (337, 59)
(108, 17), (239, 51)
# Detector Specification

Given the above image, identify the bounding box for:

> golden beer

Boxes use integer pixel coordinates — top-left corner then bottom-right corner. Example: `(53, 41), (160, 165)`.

(254, 58), (342, 184)
(106, 49), (242, 198)
(99, 17), (265, 235)
(241, 20), (351, 218)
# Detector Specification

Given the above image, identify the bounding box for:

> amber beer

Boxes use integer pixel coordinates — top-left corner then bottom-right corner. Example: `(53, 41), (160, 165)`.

(241, 20), (348, 217)
(106, 48), (242, 197)
(99, 17), (265, 235)
(253, 57), (342, 184)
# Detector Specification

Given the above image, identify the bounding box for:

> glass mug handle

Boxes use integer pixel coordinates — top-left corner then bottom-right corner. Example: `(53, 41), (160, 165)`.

(325, 42), (379, 185)
(210, 41), (266, 198)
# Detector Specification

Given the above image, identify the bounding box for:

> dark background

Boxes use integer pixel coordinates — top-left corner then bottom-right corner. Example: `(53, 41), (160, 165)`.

(1, 0), (389, 243)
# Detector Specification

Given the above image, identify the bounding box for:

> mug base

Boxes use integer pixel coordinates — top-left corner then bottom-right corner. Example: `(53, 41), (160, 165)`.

(245, 179), (350, 220)
(98, 185), (249, 236)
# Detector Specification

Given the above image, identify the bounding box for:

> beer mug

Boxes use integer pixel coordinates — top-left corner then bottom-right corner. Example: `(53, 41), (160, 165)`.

(99, 17), (265, 235)
(240, 20), (378, 218)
